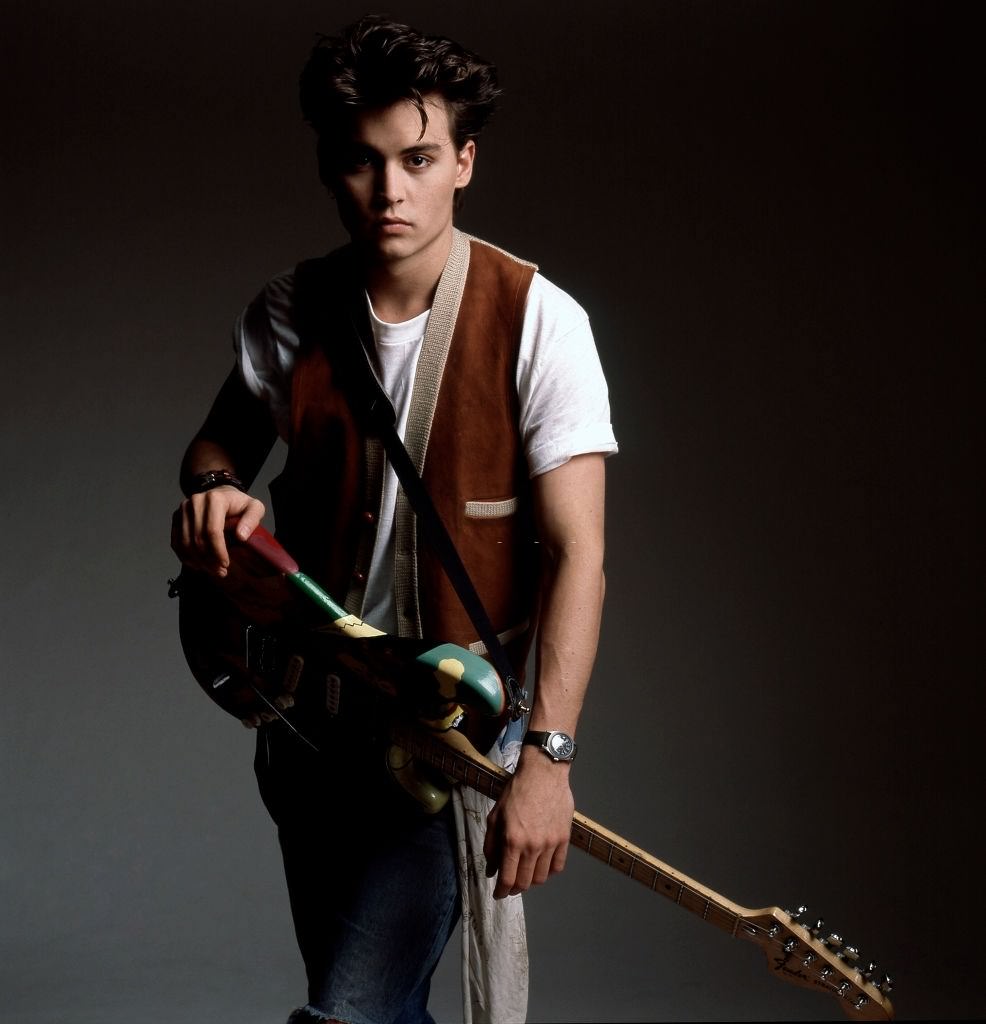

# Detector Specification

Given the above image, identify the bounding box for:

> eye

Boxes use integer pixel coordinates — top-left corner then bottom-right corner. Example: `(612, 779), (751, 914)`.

(405, 153), (432, 169)
(340, 148), (374, 172)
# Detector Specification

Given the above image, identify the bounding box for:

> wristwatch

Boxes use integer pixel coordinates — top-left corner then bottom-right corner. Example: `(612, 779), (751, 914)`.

(522, 730), (578, 763)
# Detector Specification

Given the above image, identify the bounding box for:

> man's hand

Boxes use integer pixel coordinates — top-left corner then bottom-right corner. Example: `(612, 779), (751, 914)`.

(483, 747), (576, 899)
(170, 485), (266, 577)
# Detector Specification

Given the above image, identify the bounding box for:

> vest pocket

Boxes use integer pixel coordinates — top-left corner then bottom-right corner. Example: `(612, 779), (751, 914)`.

(463, 497), (518, 519)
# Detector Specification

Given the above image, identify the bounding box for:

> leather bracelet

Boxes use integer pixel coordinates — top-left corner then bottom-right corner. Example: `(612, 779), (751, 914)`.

(187, 469), (246, 495)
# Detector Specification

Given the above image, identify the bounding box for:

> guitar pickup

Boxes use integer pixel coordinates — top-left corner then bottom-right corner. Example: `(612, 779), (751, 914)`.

(245, 625), (280, 676)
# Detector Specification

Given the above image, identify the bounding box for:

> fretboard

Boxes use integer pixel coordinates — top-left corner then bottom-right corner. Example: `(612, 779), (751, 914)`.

(569, 812), (748, 936)
(390, 721), (752, 937)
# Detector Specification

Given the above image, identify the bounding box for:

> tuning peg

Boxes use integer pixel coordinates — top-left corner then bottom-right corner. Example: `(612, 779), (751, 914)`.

(878, 972), (894, 994)
(839, 943), (860, 964)
(853, 995), (870, 1010)
(860, 960), (878, 981)
(787, 905), (809, 924)
(824, 932), (844, 951)
(783, 937), (799, 953)
(810, 918), (825, 937)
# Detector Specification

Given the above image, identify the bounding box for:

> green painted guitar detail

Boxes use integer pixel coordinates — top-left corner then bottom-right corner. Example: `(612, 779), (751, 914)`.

(410, 643), (504, 717)
(178, 524), (507, 722)
(287, 570), (353, 622)
(280, 564), (503, 719)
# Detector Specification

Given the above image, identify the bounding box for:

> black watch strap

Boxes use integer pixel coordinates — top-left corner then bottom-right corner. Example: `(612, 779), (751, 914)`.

(523, 730), (578, 762)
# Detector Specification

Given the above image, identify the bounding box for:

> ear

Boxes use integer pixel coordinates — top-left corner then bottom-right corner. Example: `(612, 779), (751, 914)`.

(455, 139), (476, 189)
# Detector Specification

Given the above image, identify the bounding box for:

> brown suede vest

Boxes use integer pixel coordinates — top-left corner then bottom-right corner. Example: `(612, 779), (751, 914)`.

(270, 231), (540, 672)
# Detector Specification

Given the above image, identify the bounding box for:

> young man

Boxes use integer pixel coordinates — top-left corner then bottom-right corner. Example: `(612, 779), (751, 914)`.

(172, 16), (616, 1024)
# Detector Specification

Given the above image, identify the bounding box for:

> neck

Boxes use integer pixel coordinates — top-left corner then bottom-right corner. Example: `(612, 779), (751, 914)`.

(362, 225), (453, 323)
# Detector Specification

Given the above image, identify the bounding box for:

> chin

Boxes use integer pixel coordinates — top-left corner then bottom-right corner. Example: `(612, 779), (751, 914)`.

(374, 237), (421, 261)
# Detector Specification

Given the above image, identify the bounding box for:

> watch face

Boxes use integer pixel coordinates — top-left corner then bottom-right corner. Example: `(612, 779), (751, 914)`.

(547, 732), (575, 760)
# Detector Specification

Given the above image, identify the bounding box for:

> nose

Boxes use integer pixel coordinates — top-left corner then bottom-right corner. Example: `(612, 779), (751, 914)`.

(375, 160), (405, 207)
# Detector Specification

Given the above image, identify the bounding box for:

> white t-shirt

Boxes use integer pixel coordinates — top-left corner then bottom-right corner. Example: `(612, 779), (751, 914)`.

(234, 268), (617, 629)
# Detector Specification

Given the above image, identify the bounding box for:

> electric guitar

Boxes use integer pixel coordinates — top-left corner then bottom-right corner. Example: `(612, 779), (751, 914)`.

(172, 526), (895, 1021)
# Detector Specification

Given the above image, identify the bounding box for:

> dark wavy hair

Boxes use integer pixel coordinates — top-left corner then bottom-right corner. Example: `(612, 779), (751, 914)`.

(299, 15), (501, 186)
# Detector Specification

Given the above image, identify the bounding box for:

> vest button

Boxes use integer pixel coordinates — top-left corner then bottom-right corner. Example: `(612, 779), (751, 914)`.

(362, 510), (376, 524)
(353, 569), (366, 583)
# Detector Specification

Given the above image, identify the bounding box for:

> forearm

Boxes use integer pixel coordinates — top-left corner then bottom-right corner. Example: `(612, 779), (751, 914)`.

(525, 452), (607, 740)
(179, 438), (245, 496)
(178, 367), (277, 495)
(172, 368), (276, 573)
(527, 545), (605, 738)
(510, 543), (604, 799)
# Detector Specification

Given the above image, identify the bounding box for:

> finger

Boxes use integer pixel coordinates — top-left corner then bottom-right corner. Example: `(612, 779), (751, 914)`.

(202, 495), (231, 573)
(529, 849), (555, 887)
(175, 501), (200, 569)
(483, 807), (502, 874)
(508, 850), (555, 897)
(233, 498), (266, 541)
(170, 506), (184, 558)
(493, 848), (521, 900)
(550, 839), (569, 877)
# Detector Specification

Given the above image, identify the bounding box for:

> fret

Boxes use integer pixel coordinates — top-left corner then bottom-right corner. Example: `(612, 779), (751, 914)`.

(630, 860), (655, 886)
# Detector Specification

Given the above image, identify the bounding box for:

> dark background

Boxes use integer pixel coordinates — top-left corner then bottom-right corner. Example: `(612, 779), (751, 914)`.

(2, 1), (982, 1021)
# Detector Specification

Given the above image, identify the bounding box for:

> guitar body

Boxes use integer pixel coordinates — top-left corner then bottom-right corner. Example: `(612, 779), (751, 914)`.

(174, 531), (508, 753)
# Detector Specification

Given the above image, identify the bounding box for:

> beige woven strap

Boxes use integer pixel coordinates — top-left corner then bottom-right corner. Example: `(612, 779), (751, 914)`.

(464, 497), (519, 519)
(467, 619), (531, 657)
(393, 229), (472, 637)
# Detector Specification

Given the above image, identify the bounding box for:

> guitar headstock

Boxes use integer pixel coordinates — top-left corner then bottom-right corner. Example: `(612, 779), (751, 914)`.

(737, 905), (894, 1020)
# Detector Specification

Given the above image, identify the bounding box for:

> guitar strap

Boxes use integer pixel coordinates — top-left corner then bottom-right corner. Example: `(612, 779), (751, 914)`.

(294, 253), (530, 721)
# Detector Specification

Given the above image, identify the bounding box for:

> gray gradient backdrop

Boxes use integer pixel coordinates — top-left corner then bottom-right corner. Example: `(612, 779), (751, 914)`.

(3, 1), (982, 1021)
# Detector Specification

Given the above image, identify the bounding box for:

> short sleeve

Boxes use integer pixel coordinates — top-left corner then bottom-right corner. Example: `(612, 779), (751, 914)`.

(516, 273), (618, 478)
(233, 269), (300, 440)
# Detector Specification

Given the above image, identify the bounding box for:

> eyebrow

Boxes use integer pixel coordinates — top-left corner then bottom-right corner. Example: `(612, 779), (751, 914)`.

(344, 140), (447, 159)
(400, 142), (444, 155)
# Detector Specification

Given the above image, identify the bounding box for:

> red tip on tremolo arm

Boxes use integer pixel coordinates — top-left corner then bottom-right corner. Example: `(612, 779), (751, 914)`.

(242, 525), (300, 576)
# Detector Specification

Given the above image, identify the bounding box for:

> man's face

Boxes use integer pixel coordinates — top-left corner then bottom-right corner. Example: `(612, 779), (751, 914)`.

(329, 94), (475, 266)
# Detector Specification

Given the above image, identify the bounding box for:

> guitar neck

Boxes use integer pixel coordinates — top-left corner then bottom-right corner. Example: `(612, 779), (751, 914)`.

(388, 720), (894, 1021)
(390, 721), (751, 934)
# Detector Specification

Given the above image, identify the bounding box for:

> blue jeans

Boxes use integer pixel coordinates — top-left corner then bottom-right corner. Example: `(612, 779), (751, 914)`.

(256, 720), (460, 1024)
